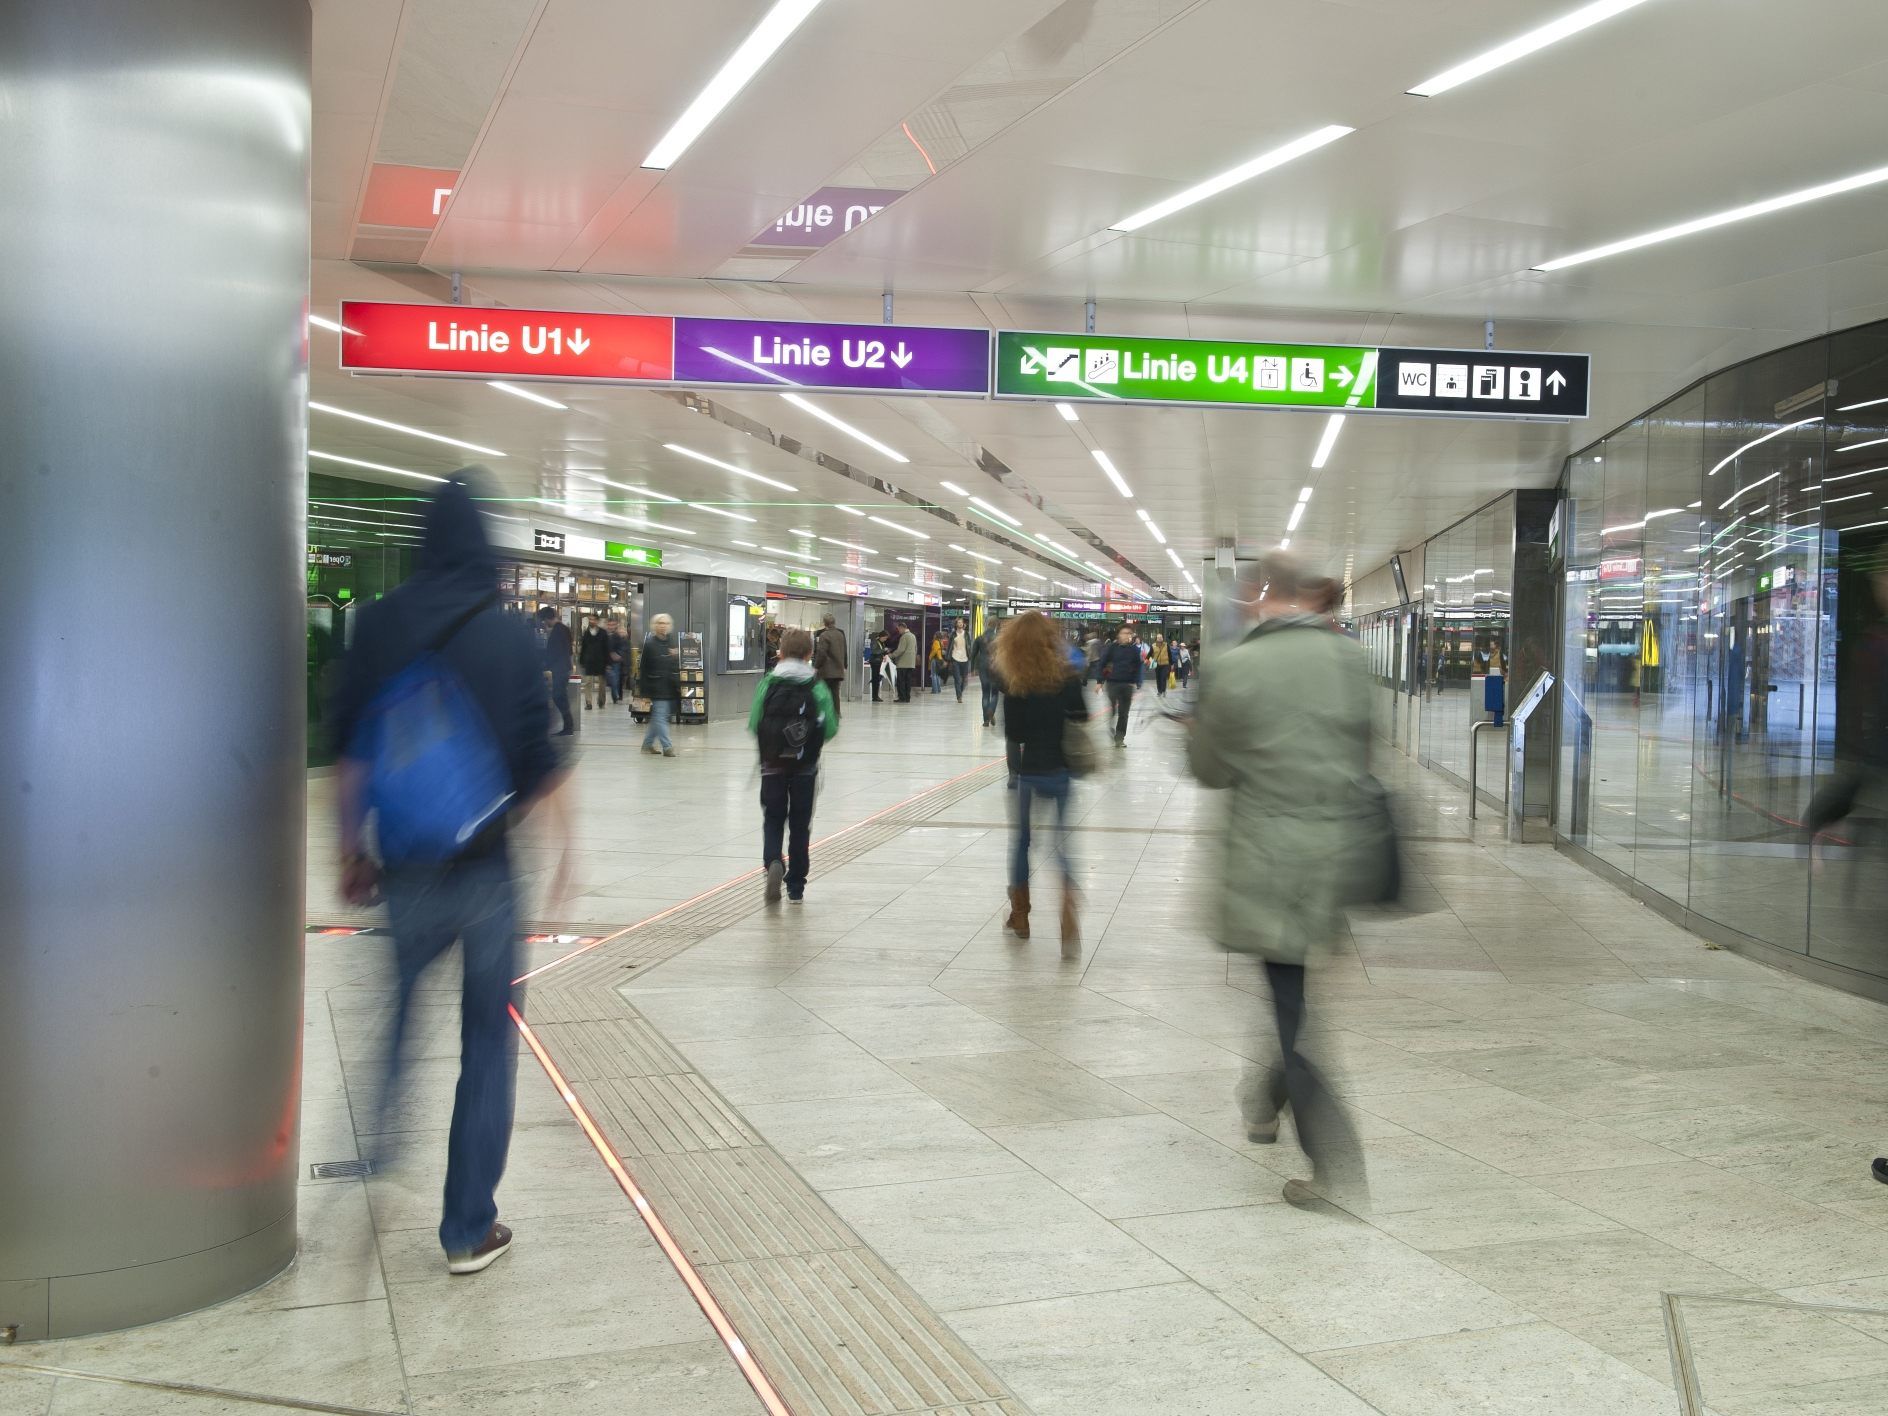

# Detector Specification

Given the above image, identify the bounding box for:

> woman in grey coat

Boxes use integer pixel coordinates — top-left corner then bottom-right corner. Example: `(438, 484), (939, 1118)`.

(1187, 553), (1369, 1208)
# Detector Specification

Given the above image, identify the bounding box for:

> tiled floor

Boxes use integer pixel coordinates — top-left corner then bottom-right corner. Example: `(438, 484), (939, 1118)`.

(8, 683), (1888, 1414)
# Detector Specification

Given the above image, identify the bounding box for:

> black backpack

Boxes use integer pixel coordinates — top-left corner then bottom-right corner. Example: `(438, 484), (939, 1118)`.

(758, 676), (823, 769)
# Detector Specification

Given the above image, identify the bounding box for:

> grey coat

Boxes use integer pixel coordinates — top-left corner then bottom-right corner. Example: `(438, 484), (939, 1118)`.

(1186, 615), (1373, 964)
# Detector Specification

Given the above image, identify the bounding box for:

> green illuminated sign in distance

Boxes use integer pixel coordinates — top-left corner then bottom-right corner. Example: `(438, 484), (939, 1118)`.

(995, 330), (1377, 411)
(604, 541), (662, 567)
(786, 569), (818, 590)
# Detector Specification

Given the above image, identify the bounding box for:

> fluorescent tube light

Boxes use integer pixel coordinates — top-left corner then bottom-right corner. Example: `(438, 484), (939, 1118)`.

(1110, 125), (1353, 233)
(1535, 163), (1888, 271)
(835, 504), (865, 516)
(788, 528), (815, 538)
(939, 481), (969, 496)
(1825, 491), (1872, 505)
(969, 496), (1021, 527)
(762, 545), (819, 562)
(689, 503), (757, 522)
(310, 402), (504, 457)
(1298, 486), (1314, 502)
(1311, 414), (1344, 469)
(1822, 463), (1888, 484)
(308, 314), (358, 336)
(1704, 418), (1821, 477)
(1408, 0), (1657, 97)
(1166, 548), (1184, 567)
(1136, 508), (1168, 544)
(309, 450), (447, 483)
(820, 536), (875, 553)
(733, 540), (758, 548)
(662, 442), (797, 491)
(1011, 567), (1049, 581)
(1091, 449), (1134, 498)
(1055, 403), (1080, 422)
(781, 391), (908, 462)
(642, 0), (825, 169)
(1840, 436), (1888, 454)
(1286, 501), (1307, 533)
(593, 478), (680, 502)
(489, 380), (568, 410)
(868, 516), (930, 539)
(1838, 395), (1888, 412)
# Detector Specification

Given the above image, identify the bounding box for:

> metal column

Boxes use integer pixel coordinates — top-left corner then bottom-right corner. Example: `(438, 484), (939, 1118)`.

(0, 0), (311, 1338)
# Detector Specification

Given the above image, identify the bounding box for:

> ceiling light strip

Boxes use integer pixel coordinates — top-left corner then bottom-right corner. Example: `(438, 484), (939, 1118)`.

(1110, 125), (1354, 233)
(310, 402), (504, 457)
(309, 450), (447, 483)
(642, 0), (825, 170)
(1407, 0), (1656, 97)
(781, 392), (909, 463)
(489, 380), (568, 410)
(663, 442), (797, 492)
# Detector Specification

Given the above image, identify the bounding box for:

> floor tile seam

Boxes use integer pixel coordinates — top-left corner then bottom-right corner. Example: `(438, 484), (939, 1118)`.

(4, 1363), (406, 1416)
(1296, 1312), (1575, 1365)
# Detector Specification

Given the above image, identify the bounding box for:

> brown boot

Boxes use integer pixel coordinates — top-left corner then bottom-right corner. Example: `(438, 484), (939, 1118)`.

(1060, 885), (1081, 959)
(1004, 885), (1031, 939)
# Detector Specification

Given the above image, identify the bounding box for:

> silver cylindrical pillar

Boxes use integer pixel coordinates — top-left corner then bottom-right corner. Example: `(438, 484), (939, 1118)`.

(0, 1), (311, 1340)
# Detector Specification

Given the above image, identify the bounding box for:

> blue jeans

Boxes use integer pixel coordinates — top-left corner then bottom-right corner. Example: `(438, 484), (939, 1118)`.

(380, 854), (520, 1254)
(979, 673), (1000, 722)
(1010, 771), (1073, 888)
(952, 661), (968, 700)
(643, 697), (672, 751)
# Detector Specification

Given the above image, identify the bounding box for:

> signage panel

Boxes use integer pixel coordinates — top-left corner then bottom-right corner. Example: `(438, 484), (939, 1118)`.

(750, 187), (901, 248)
(786, 569), (819, 590)
(339, 300), (673, 382)
(1375, 346), (1590, 419)
(995, 330), (1376, 410)
(307, 548), (351, 568)
(604, 541), (663, 567)
(533, 528), (566, 554)
(672, 317), (989, 395)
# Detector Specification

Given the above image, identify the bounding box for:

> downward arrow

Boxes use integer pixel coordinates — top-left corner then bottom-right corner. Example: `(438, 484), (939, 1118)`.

(1331, 365), (1355, 388)
(890, 342), (914, 369)
(1546, 369), (1568, 393)
(1022, 346), (1049, 375)
(569, 330), (590, 355)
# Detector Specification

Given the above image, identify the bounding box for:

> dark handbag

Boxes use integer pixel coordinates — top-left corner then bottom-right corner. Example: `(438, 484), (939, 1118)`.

(1346, 776), (1403, 906)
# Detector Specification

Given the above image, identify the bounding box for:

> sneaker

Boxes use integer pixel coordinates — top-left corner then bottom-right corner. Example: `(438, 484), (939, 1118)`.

(764, 860), (784, 904)
(446, 1222), (512, 1275)
(641, 744), (658, 755)
(661, 747), (676, 757)
(787, 892), (804, 904)
(1874, 1157), (1888, 1185)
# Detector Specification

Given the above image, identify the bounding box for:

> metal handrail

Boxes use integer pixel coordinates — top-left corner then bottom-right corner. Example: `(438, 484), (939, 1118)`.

(1468, 719), (1508, 820)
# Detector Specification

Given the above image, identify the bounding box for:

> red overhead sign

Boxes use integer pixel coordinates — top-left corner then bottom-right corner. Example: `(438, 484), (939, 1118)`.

(338, 300), (673, 383)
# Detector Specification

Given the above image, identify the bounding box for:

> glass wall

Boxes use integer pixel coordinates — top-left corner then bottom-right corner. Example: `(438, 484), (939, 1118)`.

(1418, 494), (1515, 797)
(1555, 317), (1888, 996)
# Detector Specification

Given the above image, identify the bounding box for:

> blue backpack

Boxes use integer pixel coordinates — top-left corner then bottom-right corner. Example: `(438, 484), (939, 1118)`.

(361, 603), (515, 864)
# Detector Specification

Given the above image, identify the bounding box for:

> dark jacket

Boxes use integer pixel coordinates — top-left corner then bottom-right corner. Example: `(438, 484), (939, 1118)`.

(1098, 640), (1144, 686)
(579, 625), (611, 673)
(329, 474), (560, 850)
(971, 630), (993, 673)
(637, 632), (681, 701)
(812, 625), (848, 680)
(541, 619), (573, 676)
(1003, 672), (1088, 776)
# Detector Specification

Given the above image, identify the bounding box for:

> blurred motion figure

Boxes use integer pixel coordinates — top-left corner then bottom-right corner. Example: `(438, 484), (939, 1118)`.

(1187, 553), (1369, 1209)
(331, 472), (570, 1274)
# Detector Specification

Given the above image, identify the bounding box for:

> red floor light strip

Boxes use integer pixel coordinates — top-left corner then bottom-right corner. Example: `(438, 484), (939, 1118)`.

(511, 1003), (794, 1416)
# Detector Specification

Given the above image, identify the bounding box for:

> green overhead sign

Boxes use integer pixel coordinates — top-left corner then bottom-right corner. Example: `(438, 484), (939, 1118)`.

(604, 540), (662, 567)
(995, 330), (1378, 410)
(786, 569), (819, 590)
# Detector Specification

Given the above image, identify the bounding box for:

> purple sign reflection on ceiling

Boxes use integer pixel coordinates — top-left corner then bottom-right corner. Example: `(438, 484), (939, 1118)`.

(672, 317), (990, 396)
(750, 187), (903, 248)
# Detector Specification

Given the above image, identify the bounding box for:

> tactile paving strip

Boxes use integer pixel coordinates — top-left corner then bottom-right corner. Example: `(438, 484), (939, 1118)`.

(521, 763), (1022, 1416)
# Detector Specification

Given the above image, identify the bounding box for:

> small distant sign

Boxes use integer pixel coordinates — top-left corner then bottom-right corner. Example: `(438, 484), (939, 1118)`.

(534, 528), (566, 554)
(605, 541), (662, 567)
(307, 548), (352, 568)
(786, 569), (819, 590)
(750, 187), (901, 249)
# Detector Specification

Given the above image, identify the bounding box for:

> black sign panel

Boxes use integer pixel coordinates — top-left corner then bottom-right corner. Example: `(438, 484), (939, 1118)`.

(534, 528), (567, 553)
(1375, 347), (1589, 419)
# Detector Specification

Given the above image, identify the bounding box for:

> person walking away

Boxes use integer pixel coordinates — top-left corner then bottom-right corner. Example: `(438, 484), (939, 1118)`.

(1098, 625), (1143, 746)
(1174, 639), (1193, 689)
(892, 623), (918, 702)
(812, 610), (848, 722)
(1186, 552), (1369, 1210)
(749, 627), (838, 904)
(536, 606), (575, 735)
(1151, 634), (1171, 697)
(332, 472), (570, 1275)
(950, 623), (970, 701)
(972, 621), (1001, 726)
(867, 631), (886, 702)
(994, 611), (1087, 957)
(637, 613), (681, 756)
(606, 618), (628, 703)
(578, 617), (611, 710)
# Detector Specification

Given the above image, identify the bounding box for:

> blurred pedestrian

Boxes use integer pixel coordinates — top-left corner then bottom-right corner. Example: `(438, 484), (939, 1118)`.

(607, 617), (628, 703)
(812, 610), (848, 722)
(972, 620), (1001, 726)
(950, 623), (970, 701)
(749, 627), (838, 904)
(867, 630), (886, 703)
(995, 611), (1089, 957)
(1151, 633), (1171, 697)
(927, 630), (947, 693)
(892, 623), (918, 702)
(578, 616), (610, 710)
(331, 472), (570, 1275)
(536, 605), (575, 735)
(637, 613), (680, 756)
(1097, 624), (1143, 747)
(1187, 552), (1369, 1210)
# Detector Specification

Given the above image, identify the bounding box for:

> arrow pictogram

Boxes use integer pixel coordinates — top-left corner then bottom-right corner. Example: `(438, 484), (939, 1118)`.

(1546, 370), (1567, 393)
(569, 330), (591, 355)
(1331, 365), (1355, 389)
(890, 342), (914, 368)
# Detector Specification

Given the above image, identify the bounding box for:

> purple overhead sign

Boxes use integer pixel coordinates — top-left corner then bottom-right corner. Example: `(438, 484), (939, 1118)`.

(750, 187), (902, 248)
(672, 317), (990, 396)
